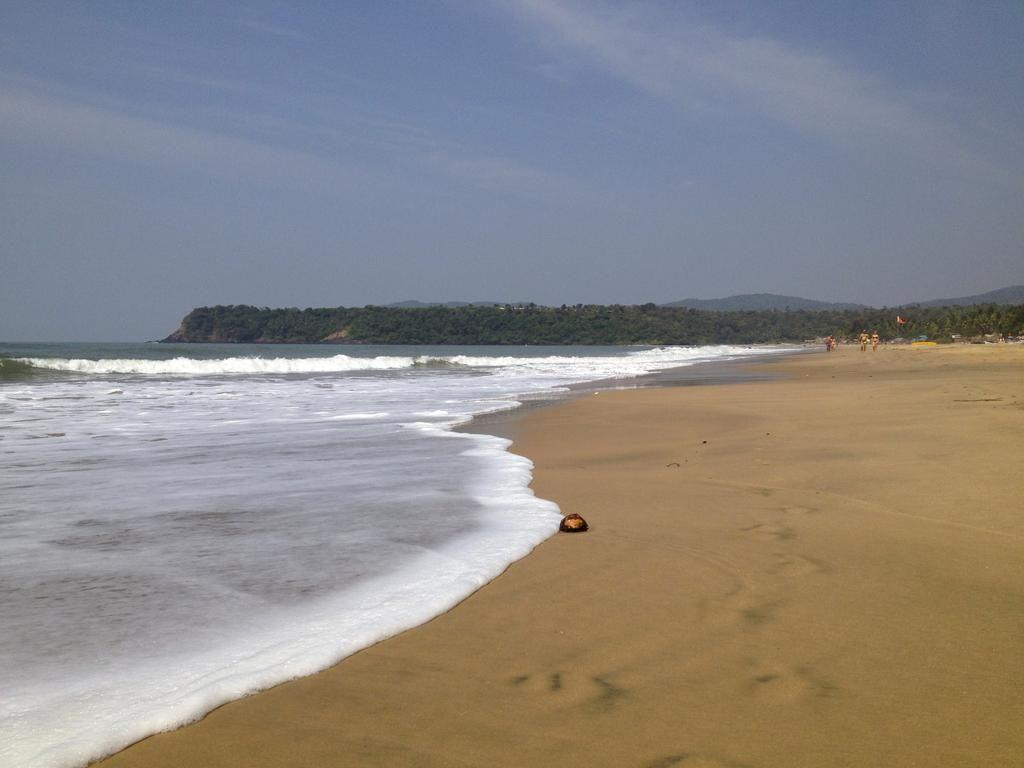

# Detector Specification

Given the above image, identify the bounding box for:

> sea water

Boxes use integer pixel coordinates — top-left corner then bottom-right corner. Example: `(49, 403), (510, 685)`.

(0, 342), (785, 768)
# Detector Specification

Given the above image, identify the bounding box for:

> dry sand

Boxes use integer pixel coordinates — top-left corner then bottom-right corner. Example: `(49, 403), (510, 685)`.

(97, 345), (1024, 768)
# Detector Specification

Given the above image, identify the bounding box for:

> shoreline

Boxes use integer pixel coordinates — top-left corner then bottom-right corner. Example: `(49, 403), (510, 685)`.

(459, 345), (806, 439)
(96, 344), (1024, 767)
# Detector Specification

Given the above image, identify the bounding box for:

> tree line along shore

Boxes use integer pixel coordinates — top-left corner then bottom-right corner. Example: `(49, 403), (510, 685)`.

(162, 303), (1024, 345)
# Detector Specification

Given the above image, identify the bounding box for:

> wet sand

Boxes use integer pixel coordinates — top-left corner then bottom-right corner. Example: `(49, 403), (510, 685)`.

(97, 344), (1024, 767)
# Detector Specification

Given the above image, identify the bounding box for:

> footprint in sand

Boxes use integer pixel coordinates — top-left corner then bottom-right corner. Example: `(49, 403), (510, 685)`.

(780, 504), (819, 516)
(741, 522), (797, 541)
(645, 753), (756, 768)
(768, 553), (831, 577)
(507, 671), (627, 713)
(739, 598), (783, 626)
(746, 664), (840, 703)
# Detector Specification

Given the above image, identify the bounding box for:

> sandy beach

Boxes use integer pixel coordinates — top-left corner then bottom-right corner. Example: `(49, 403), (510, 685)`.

(96, 344), (1024, 768)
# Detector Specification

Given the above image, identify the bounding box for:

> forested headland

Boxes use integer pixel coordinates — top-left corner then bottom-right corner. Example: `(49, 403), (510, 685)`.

(162, 303), (1024, 345)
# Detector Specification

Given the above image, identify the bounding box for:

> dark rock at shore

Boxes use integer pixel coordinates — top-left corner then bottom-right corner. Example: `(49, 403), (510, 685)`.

(559, 513), (589, 533)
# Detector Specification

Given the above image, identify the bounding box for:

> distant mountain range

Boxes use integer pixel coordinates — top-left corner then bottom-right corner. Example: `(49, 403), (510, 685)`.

(909, 285), (1024, 307)
(388, 286), (1023, 312)
(661, 294), (866, 311)
(663, 285), (1024, 311)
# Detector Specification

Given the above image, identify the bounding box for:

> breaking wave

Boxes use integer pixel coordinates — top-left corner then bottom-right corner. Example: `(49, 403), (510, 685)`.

(14, 345), (773, 379)
(0, 357), (43, 379)
(14, 355), (420, 376)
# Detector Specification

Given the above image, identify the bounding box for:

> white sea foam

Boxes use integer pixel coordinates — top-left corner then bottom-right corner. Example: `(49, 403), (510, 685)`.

(0, 343), (788, 768)
(16, 344), (772, 379)
(16, 354), (418, 375)
(2, 428), (558, 768)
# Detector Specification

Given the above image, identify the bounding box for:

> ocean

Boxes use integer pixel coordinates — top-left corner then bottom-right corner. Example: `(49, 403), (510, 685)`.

(0, 342), (786, 768)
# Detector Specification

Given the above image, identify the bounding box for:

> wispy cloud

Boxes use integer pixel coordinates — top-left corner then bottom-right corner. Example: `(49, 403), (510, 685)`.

(235, 14), (306, 41)
(500, 0), (1016, 187)
(0, 81), (347, 189)
(0, 77), (580, 202)
(137, 65), (259, 95)
(420, 146), (581, 201)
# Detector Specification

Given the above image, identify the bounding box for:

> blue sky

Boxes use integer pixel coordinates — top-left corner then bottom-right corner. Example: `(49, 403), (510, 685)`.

(1, 0), (1022, 340)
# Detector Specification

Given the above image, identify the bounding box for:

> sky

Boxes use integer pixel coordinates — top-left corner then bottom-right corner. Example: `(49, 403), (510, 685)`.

(1, 1), (1022, 341)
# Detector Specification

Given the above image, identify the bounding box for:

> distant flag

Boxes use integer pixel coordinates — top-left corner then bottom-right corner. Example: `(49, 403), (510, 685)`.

(896, 315), (907, 326)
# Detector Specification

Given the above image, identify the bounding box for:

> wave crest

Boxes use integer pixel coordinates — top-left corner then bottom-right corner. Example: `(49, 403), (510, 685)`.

(14, 345), (780, 379)
(16, 355), (419, 376)
(0, 357), (42, 379)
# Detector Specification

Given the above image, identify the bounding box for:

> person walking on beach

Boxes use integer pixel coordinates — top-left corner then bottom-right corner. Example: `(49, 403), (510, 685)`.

(871, 330), (880, 350)
(859, 331), (869, 351)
